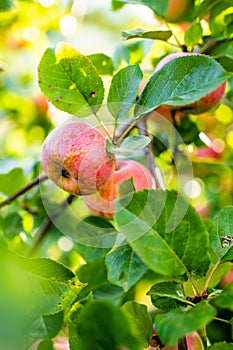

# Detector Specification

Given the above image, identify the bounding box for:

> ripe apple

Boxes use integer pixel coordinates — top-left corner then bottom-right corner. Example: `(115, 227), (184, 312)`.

(195, 146), (222, 160)
(155, 52), (226, 115)
(83, 159), (156, 219)
(149, 332), (204, 349)
(162, 0), (192, 23)
(41, 121), (115, 195)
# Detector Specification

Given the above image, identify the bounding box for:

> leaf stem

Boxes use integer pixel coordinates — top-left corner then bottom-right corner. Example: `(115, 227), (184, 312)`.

(27, 194), (75, 257)
(94, 112), (113, 140)
(202, 260), (220, 295)
(214, 317), (231, 324)
(0, 174), (48, 209)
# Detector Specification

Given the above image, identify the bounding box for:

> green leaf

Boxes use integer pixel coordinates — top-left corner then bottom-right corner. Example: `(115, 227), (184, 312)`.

(209, 207), (233, 261)
(38, 42), (104, 116)
(155, 301), (217, 346)
(209, 40), (233, 59)
(75, 216), (116, 262)
(208, 342), (233, 350)
(148, 282), (187, 311)
(194, 0), (218, 19)
(87, 53), (114, 75)
(107, 64), (142, 121)
(19, 256), (85, 316)
(210, 1), (233, 40)
(0, 167), (26, 196)
(184, 22), (203, 47)
(106, 135), (151, 156)
(105, 244), (147, 291)
(121, 301), (153, 347)
(135, 55), (228, 118)
(77, 259), (123, 300)
(0, 212), (23, 238)
(68, 300), (141, 350)
(211, 282), (233, 311)
(112, 0), (125, 10)
(122, 29), (172, 41)
(37, 339), (53, 350)
(29, 312), (63, 340)
(115, 0), (169, 17)
(176, 116), (203, 146)
(115, 190), (210, 281)
(0, 0), (13, 11)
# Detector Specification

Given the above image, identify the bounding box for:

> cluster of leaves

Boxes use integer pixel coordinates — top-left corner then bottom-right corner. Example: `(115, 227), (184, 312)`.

(0, 0), (233, 349)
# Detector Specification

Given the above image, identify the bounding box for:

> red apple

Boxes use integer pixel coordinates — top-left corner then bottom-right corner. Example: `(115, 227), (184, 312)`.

(83, 159), (156, 219)
(41, 121), (115, 195)
(195, 146), (222, 160)
(155, 52), (226, 115)
(149, 332), (203, 349)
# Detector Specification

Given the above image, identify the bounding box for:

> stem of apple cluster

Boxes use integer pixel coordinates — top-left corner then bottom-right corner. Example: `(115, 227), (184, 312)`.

(94, 111), (113, 140)
(0, 174), (48, 209)
(199, 326), (210, 350)
(202, 260), (220, 295)
(27, 194), (75, 257)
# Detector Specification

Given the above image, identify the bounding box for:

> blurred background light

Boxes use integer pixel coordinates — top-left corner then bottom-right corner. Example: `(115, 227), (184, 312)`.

(59, 14), (78, 38)
(184, 179), (203, 199)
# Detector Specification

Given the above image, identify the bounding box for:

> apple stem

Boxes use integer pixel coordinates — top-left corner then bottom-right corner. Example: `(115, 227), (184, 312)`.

(27, 194), (75, 257)
(94, 112), (113, 140)
(0, 174), (48, 209)
(202, 260), (220, 295)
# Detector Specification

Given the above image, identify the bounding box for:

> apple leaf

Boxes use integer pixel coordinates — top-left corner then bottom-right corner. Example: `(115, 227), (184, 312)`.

(122, 29), (172, 41)
(135, 55), (229, 118)
(121, 301), (153, 347)
(184, 22), (203, 47)
(194, 0), (213, 19)
(28, 312), (63, 340)
(0, 168), (26, 196)
(114, 0), (169, 17)
(207, 343), (233, 350)
(74, 216), (117, 262)
(114, 190), (210, 281)
(106, 135), (151, 156)
(87, 53), (114, 75)
(211, 282), (233, 311)
(0, 0), (13, 11)
(147, 282), (187, 311)
(155, 301), (217, 346)
(38, 42), (104, 116)
(18, 256), (85, 316)
(69, 300), (141, 350)
(76, 259), (123, 300)
(107, 64), (143, 121)
(209, 207), (233, 261)
(210, 1), (233, 40)
(105, 244), (147, 291)
(112, 0), (125, 10)
(209, 40), (233, 60)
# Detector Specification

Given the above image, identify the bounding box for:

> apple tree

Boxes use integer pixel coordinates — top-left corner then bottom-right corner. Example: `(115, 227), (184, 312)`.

(0, 0), (233, 349)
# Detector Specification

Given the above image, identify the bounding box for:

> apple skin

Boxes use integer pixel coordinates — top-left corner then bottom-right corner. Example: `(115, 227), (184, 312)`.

(149, 332), (204, 349)
(83, 159), (156, 219)
(41, 121), (115, 195)
(155, 52), (226, 115)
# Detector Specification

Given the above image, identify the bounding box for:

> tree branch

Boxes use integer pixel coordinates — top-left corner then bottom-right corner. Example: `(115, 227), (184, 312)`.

(0, 174), (48, 209)
(27, 194), (75, 257)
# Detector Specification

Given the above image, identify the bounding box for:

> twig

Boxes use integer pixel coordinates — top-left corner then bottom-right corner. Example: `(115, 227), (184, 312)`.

(137, 116), (162, 189)
(0, 174), (48, 209)
(27, 194), (75, 257)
